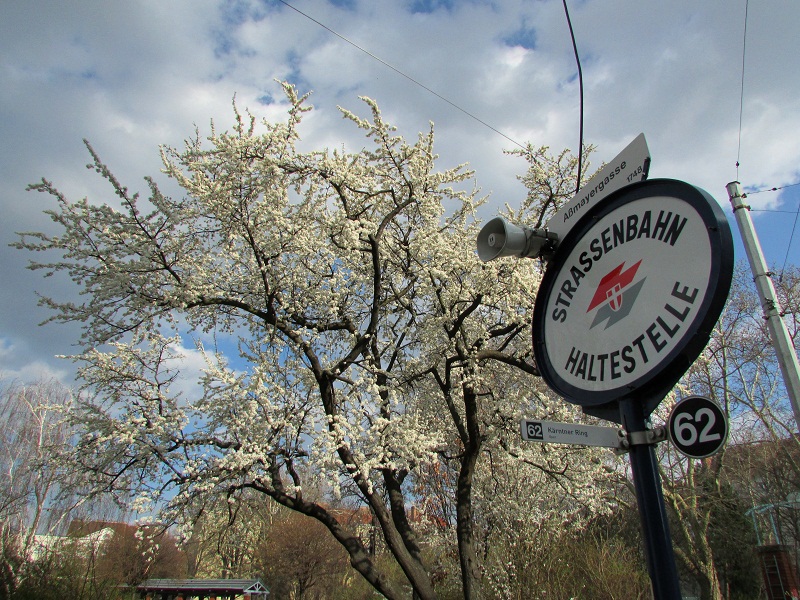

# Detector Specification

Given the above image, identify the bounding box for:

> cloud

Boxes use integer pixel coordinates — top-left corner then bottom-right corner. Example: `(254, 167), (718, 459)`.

(0, 338), (71, 385)
(2, 0), (798, 385)
(162, 338), (218, 405)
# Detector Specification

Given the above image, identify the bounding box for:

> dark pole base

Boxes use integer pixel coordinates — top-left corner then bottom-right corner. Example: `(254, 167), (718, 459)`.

(619, 397), (682, 600)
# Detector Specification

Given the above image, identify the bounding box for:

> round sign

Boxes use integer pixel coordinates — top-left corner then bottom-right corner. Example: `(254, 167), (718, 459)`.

(532, 179), (733, 418)
(667, 395), (728, 458)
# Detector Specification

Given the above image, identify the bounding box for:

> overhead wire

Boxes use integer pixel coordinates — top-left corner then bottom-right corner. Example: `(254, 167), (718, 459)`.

(561, 0), (584, 195)
(733, 0), (798, 274)
(744, 182), (800, 196)
(279, 1), (796, 270)
(748, 189), (800, 278)
(278, 0), (587, 198)
(275, 0), (526, 150)
(781, 205), (800, 279)
(735, 0), (749, 180)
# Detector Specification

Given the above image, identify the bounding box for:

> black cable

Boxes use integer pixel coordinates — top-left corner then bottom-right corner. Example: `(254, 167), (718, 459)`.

(746, 184), (800, 276)
(276, 0), (525, 150)
(279, 0), (590, 195)
(779, 201), (800, 279)
(746, 182), (800, 196)
(736, 0), (749, 179)
(562, 0), (584, 195)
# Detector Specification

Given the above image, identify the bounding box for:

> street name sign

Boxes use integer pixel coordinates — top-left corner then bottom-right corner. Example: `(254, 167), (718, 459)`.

(521, 419), (622, 448)
(667, 395), (728, 459)
(532, 179), (734, 422)
(545, 133), (651, 242)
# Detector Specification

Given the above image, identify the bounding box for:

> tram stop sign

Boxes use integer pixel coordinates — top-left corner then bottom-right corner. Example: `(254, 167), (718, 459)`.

(532, 179), (734, 423)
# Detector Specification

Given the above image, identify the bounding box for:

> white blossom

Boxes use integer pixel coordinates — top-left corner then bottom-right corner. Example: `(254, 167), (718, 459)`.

(16, 83), (613, 600)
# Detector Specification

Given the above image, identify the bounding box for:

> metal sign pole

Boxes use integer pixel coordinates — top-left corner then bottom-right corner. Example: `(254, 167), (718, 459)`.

(726, 181), (800, 430)
(478, 135), (734, 600)
(619, 397), (682, 600)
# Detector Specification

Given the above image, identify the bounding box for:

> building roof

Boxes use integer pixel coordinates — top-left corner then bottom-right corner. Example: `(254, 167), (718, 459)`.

(67, 519), (137, 538)
(137, 579), (269, 595)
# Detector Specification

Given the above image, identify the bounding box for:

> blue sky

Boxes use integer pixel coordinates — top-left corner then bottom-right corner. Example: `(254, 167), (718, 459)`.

(1, 0), (798, 384)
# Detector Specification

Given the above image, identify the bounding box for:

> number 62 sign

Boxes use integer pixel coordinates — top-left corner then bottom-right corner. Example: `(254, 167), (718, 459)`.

(667, 396), (728, 459)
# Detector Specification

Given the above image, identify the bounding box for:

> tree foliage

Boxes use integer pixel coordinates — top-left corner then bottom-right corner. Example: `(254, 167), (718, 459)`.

(0, 379), (77, 598)
(16, 83), (614, 599)
(656, 263), (800, 600)
(18, 83), (800, 598)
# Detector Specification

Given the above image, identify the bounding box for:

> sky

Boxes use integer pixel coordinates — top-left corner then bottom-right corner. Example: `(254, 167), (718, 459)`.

(1, 0), (799, 386)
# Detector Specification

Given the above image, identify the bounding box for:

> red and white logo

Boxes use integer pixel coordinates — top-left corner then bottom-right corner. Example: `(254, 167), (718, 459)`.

(587, 260), (646, 329)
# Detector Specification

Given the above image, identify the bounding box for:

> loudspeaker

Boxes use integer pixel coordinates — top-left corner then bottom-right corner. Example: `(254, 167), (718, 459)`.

(476, 217), (556, 262)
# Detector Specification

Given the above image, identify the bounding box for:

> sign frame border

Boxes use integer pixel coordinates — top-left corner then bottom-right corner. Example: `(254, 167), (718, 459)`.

(532, 179), (734, 418)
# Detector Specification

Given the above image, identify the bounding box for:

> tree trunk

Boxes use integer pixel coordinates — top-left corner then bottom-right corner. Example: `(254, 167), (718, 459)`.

(456, 448), (482, 600)
(317, 373), (437, 600)
(456, 385), (483, 600)
(696, 558), (724, 600)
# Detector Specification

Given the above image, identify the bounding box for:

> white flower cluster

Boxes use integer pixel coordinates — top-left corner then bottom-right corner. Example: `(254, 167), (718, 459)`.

(20, 82), (617, 597)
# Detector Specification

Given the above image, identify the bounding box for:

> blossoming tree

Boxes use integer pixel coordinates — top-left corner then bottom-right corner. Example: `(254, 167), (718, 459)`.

(16, 84), (611, 599)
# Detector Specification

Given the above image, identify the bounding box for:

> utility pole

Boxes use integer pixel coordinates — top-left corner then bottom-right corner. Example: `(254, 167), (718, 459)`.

(726, 181), (800, 429)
